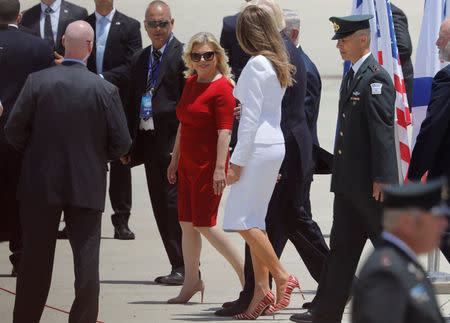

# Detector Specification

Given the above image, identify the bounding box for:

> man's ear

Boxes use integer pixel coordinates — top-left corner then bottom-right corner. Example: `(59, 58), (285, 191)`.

(292, 29), (299, 43)
(16, 13), (23, 25)
(62, 35), (66, 48)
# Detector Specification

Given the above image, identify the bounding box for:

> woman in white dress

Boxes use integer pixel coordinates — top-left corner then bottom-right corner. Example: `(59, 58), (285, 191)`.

(223, 5), (300, 320)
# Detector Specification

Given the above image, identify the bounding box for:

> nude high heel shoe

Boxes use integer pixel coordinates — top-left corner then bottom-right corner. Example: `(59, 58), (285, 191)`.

(167, 280), (205, 304)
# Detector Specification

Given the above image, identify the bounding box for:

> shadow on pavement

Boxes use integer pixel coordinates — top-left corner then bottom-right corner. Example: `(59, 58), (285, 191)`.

(100, 280), (157, 285)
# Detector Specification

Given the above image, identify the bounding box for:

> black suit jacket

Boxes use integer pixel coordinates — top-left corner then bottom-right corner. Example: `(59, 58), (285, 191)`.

(409, 65), (450, 181)
(353, 239), (444, 323)
(20, 0), (88, 55)
(0, 26), (53, 144)
(85, 10), (141, 74)
(85, 10), (141, 105)
(220, 13), (250, 81)
(298, 45), (321, 147)
(331, 55), (399, 195)
(104, 37), (185, 165)
(281, 32), (313, 182)
(391, 3), (414, 107)
(5, 61), (131, 211)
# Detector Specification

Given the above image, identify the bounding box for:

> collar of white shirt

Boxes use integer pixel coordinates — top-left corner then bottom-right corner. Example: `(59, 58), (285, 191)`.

(152, 42), (167, 55)
(381, 231), (419, 263)
(95, 8), (116, 23)
(40, 0), (62, 13)
(351, 52), (371, 75)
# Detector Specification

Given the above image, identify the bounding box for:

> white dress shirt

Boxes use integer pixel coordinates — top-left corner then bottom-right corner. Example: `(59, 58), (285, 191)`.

(139, 42), (168, 131)
(39, 0), (61, 42)
(230, 55), (286, 166)
(95, 8), (116, 45)
(351, 52), (371, 74)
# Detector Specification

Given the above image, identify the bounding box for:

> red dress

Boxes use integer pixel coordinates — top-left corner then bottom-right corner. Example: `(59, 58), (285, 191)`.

(176, 75), (236, 226)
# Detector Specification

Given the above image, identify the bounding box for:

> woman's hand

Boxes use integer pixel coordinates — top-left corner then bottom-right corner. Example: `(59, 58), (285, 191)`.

(213, 167), (227, 195)
(167, 157), (178, 184)
(227, 163), (242, 185)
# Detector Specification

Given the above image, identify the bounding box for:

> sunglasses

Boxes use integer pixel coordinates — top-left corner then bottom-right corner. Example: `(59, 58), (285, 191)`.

(145, 20), (170, 28)
(190, 51), (215, 62)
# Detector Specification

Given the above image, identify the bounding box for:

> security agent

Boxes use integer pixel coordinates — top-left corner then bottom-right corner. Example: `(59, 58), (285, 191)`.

(352, 178), (448, 323)
(290, 15), (398, 323)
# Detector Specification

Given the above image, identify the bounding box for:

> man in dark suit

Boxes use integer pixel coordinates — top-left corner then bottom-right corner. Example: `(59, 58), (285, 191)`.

(216, 1), (319, 316)
(86, 0), (142, 240)
(353, 179), (448, 323)
(5, 20), (131, 323)
(409, 18), (450, 262)
(219, 0), (251, 149)
(391, 3), (414, 108)
(291, 15), (399, 323)
(0, 0), (53, 277)
(104, 0), (185, 285)
(20, 0), (88, 60)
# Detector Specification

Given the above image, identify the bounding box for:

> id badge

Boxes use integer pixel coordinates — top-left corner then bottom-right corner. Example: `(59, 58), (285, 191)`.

(140, 93), (153, 119)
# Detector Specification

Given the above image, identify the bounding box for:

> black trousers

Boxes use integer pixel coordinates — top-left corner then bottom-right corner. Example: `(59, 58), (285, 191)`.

(109, 159), (132, 217)
(311, 193), (382, 323)
(138, 131), (183, 270)
(13, 203), (102, 323)
(237, 140), (329, 305)
(0, 142), (22, 266)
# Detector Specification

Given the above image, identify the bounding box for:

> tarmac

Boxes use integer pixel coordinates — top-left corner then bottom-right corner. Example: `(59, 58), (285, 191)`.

(2, 0), (450, 322)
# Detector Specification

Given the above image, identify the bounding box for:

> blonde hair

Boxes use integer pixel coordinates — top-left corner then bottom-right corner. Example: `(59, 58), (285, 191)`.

(183, 32), (234, 85)
(247, 0), (286, 30)
(237, 5), (295, 88)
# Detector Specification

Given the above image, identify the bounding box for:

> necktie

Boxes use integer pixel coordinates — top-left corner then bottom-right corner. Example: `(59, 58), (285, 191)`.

(145, 49), (162, 93)
(44, 6), (54, 49)
(96, 16), (108, 74)
(346, 68), (354, 92)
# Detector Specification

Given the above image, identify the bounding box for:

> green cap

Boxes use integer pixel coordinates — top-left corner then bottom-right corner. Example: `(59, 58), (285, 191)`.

(329, 14), (373, 40)
(382, 178), (450, 216)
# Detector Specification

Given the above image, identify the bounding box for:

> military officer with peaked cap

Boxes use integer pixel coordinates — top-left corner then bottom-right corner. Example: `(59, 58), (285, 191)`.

(352, 178), (449, 323)
(291, 15), (398, 323)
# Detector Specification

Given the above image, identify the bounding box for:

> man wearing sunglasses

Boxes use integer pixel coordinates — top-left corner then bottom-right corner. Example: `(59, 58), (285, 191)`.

(104, 0), (185, 286)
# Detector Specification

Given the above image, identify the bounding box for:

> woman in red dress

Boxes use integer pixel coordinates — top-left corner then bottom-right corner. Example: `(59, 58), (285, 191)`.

(166, 32), (244, 303)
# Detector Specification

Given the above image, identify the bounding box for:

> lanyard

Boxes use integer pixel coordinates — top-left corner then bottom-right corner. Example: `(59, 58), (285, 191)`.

(147, 33), (174, 92)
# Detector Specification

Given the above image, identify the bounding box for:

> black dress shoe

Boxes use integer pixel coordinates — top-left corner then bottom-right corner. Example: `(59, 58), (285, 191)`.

(155, 268), (185, 285)
(290, 310), (313, 323)
(222, 299), (238, 308)
(112, 214), (135, 240)
(215, 301), (248, 316)
(302, 301), (312, 309)
(57, 227), (68, 239)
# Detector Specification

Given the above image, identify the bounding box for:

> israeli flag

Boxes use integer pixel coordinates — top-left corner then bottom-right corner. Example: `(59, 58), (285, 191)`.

(411, 0), (449, 149)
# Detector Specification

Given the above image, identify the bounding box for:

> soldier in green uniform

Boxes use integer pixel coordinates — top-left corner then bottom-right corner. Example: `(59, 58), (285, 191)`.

(290, 15), (399, 323)
(352, 178), (449, 323)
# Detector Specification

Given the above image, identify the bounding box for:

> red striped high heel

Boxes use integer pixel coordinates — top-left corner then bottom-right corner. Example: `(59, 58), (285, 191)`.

(265, 274), (305, 314)
(233, 290), (275, 320)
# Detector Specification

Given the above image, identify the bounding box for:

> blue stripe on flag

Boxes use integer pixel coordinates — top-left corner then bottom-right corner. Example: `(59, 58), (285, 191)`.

(386, 1), (399, 60)
(412, 77), (434, 107)
(357, 0), (363, 7)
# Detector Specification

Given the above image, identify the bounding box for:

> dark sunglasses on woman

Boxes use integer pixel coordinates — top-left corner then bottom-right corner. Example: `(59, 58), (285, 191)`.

(190, 51), (215, 62)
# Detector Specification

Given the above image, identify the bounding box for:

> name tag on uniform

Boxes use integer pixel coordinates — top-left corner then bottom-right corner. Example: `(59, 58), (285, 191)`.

(370, 83), (383, 95)
(140, 93), (153, 119)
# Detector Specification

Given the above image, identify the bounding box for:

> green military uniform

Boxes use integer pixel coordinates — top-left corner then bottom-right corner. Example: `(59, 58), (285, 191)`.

(352, 179), (448, 323)
(353, 241), (445, 323)
(304, 15), (399, 323)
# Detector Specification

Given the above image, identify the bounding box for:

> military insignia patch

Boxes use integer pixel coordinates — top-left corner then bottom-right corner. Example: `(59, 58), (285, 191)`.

(372, 65), (380, 71)
(353, 91), (360, 96)
(333, 22), (340, 32)
(410, 284), (430, 303)
(370, 83), (383, 95)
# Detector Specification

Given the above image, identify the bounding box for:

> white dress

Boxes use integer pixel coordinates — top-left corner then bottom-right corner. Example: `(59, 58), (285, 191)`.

(223, 55), (286, 231)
